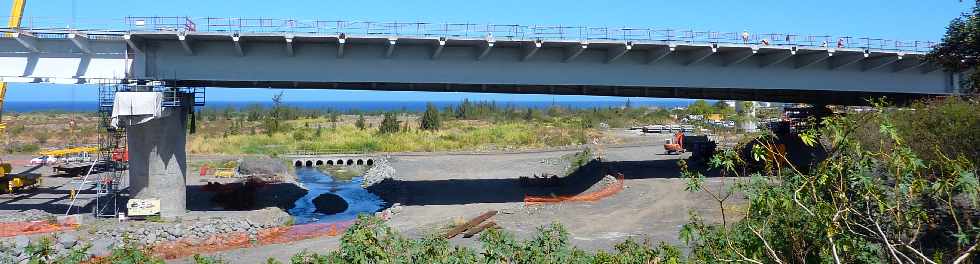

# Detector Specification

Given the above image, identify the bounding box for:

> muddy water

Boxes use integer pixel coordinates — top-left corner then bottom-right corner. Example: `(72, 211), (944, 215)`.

(288, 167), (384, 224)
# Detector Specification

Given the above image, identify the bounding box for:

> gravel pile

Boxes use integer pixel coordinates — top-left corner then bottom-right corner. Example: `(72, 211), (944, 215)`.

(361, 158), (396, 188)
(0, 209), (54, 223)
(88, 217), (278, 248)
(239, 157), (290, 181)
(0, 234), (90, 262)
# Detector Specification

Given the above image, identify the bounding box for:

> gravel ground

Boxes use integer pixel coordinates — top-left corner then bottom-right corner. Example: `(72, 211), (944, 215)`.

(0, 129), (740, 263)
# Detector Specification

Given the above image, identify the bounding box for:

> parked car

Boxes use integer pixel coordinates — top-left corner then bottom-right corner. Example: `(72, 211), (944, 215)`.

(29, 156), (59, 166)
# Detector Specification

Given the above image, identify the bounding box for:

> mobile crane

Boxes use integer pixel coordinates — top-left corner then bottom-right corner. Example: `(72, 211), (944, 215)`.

(0, 0), (28, 189)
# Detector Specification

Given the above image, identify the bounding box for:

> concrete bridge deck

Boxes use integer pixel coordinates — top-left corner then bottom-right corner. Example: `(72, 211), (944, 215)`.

(0, 17), (964, 105)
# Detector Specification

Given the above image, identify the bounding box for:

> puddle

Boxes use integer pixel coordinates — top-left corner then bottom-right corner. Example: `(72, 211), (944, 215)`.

(288, 167), (384, 224)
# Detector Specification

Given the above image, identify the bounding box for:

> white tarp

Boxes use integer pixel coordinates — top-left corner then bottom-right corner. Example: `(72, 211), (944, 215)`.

(111, 92), (163, 128)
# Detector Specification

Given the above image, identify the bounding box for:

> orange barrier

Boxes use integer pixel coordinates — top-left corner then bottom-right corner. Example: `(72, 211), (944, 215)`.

(0, 218), (78, 237)
(151, 220), (356, 260)
(524, 174), (625, 206)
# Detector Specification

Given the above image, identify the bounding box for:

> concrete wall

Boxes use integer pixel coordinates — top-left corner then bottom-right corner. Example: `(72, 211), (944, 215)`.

(127, 107), (188, 217)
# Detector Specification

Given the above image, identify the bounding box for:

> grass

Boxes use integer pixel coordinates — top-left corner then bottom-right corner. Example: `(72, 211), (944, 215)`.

(188, 118), (597, 155)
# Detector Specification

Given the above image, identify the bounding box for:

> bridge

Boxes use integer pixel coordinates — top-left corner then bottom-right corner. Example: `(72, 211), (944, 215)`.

(0, 16), (965, 218)
(0, 17), (964, 105)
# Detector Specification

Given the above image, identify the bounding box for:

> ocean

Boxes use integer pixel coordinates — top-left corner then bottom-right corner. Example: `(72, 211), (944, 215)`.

(4, 99), (693, 113)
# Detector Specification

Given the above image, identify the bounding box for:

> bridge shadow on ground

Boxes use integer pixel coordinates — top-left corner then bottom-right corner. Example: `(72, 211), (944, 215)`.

(367, 158), (712, 207)
(0, 174), (96, 215)
(186, 180), (308, 212)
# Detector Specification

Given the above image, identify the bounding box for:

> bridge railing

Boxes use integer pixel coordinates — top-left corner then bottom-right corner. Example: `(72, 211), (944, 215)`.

(0, 16), (939, 53)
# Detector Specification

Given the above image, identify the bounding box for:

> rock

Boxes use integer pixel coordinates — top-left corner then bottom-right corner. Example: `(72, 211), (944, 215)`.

(91, 239), (113, 256)
(13, 236), (29, 250)
(312, 193), (349, 214)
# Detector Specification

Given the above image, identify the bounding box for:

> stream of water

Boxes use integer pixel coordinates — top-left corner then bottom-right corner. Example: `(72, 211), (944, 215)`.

(288, 167), (385, 224)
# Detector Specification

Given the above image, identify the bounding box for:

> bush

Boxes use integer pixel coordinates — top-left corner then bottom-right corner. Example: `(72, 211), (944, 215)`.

(419, 103), (441, 131)
(317, 215), (683, 263)
(680, 101), (980, 263)
(378, 113), (400, 135)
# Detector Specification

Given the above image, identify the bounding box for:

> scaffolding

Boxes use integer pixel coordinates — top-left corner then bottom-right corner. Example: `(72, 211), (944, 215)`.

(91, 83), (127, 218)
(63, 82), (204, 218)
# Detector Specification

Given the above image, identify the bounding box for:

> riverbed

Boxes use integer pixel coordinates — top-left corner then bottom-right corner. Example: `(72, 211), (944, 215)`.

(288, 167), (384, 224)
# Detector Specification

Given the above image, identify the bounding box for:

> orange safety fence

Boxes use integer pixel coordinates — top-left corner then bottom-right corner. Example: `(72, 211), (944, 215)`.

(151, 219), (356, 260)
(524, 173), (625, 206)
(0, 218), (79, 237)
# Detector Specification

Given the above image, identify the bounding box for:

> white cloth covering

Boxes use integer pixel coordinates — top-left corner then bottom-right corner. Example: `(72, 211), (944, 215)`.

(111, 92), (164, 128)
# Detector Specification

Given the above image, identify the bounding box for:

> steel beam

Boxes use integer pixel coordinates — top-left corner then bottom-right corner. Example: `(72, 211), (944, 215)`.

(828, 52), (865, 70)
(564, 42), (588, 62)
(337, 34), (347, 58)
(124, 34), (142, 53)
(647, 44), (674, 64)
(385, 37), (397, 58)
(68, 33), (92, 54)
(722, 47), (757, 66)
(893, 57), (926, 72)
(432, 38), (446, 60)
(606, 42), (632, 63)
(685, 45), (717, 66)
(795, 50), (833, 69)
(862, 55), (899, 72)
(232, 35), (244, 57)
(522, 40), (542, 61)
(177, 33), (193, 55)
(13, 31), (38, 52)
(759, 49), (794, 68)
(477, 40), (494, 61)
(284, 35), (294, 57)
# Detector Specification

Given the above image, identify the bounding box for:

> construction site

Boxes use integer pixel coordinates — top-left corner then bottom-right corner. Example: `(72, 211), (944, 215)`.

(0, 0), (977, 263)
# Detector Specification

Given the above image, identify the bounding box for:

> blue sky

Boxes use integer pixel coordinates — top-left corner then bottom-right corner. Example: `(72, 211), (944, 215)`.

(4, 0), (975, 103)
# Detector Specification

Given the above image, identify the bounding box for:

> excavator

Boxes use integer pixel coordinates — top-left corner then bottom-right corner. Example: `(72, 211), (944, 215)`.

(664, 132), (717, 162)
(0, 0), (31, 193)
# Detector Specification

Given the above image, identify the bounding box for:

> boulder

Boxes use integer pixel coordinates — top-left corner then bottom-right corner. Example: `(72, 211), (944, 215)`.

(312, 193), (349, 215)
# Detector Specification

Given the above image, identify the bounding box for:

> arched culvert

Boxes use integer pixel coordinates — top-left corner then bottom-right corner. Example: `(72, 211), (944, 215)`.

(294, 160), (302, 167)
(336, 159), (343, 165)
(356, 159), (364, 165)
(305, 160), (313, 167)
(366, 159), (374, 166)
(327, 160), (334, 165)
(346, 159), (353, 166)
(316, 160), (324, 166)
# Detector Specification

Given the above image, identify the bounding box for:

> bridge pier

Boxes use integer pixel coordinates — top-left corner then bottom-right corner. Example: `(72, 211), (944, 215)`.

(123, 93), (192, 218)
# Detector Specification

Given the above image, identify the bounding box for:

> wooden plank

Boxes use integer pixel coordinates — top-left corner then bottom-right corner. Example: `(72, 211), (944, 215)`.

(463, 221), (497, 238)
(445, 210), (497, 239)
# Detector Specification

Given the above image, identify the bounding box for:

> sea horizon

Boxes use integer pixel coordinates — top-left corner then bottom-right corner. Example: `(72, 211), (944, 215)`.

(4, 99), (694, 113)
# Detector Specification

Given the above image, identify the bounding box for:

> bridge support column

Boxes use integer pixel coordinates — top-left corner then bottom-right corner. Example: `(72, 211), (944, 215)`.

(127, 102), (189, 218)
(735, 101), (758, 132)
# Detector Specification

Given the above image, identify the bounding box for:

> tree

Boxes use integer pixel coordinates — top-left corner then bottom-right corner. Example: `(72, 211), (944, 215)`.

(686, 99), (712, 116)
(420, 103), (441, 130)
(928, 2), (979, 94)
(263, 92), (285, 136)
(378, 113), (400, 134)
(355, 115), (367, 130)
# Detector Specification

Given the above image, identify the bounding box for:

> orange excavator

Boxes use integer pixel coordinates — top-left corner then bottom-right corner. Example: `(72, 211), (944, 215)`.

(664, 132), (686, 154)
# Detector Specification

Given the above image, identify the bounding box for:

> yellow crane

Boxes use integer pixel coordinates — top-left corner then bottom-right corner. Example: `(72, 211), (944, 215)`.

(1, 0), (26, 133)
(0, 0), (27, 187)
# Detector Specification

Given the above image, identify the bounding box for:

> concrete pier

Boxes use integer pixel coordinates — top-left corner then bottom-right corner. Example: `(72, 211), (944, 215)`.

(126, 106), (188, 217)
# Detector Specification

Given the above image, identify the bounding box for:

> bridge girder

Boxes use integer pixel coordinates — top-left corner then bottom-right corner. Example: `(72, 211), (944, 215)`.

(0, 30), (963, 105)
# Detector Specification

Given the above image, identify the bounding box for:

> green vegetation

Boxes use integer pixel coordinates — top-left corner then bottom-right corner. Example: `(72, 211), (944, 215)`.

(679, 98), (979, 263)
(419, 102), (441, 131)
(280, 215), (680, 264)
(188, 98), (681, 155)
(378, 113), (400, 135)
(928, 1), (979, 94)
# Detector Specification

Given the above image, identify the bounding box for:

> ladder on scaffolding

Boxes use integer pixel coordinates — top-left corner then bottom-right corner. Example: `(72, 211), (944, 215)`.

(65, 83), (128, 217)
